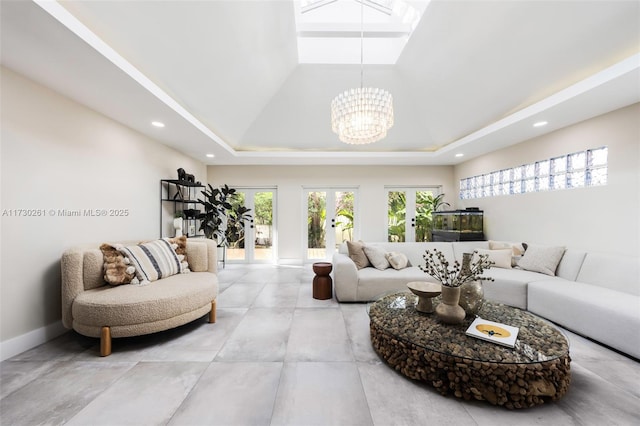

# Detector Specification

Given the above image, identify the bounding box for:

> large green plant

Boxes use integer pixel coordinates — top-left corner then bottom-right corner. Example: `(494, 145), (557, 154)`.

(225, 201), (253, 249)
(197, 184), (252, 246)
(428, 193), (451, 212)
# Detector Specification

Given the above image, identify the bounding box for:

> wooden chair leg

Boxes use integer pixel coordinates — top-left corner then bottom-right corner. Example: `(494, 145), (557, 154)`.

(100, 326), (112, 357)
(209, 299), (217, 323)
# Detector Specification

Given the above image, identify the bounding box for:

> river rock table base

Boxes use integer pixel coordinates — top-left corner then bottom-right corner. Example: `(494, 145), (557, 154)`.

(368, 294), (571, 409)
(370, 324), (570, 408)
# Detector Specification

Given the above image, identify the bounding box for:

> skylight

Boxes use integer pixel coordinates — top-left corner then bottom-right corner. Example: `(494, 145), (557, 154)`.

(294, 0), (429, 64)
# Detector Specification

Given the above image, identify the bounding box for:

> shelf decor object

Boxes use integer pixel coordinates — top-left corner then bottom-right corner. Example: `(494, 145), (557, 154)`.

(406, 281), (441, 313)
(160, 178), (204, 238)
(458, 252), (485, 316)
(436, 286), (466, 324)
(420, 248), (493, 325)
(465, 317), (520, 348)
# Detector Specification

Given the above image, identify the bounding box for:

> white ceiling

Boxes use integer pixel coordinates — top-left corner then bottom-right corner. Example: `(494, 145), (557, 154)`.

(1, 0), (638, 166)
(294, 0), (428, 64)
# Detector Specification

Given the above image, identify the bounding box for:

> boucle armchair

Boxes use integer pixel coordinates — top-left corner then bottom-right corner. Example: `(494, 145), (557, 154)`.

(61, 238), (218, 356)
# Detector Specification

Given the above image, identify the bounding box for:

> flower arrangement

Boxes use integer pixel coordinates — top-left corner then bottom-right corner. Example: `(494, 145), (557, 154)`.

(420, 249), (494, 287)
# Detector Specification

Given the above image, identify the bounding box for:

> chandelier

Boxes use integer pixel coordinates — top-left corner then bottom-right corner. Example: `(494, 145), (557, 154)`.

(331, 1), (394, 145)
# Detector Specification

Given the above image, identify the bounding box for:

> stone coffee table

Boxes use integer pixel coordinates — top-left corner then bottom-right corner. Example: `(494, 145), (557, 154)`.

(368, 292), (571, 409)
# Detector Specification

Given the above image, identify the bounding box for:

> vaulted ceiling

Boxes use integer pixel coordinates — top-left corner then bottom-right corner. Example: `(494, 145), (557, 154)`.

(1, 0), (639, 165)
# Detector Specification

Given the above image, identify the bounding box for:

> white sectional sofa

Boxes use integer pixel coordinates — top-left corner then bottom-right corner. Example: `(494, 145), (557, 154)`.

(528, 252), (639, 360)
(332, 241), (640, 359)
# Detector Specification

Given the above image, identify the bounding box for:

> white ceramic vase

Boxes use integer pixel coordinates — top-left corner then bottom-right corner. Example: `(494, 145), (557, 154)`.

(173, 217), (184, 237)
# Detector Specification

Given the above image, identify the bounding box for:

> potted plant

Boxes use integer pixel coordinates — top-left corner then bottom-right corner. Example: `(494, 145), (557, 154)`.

(420, 249), (493, 324)
(197, 184), (252, 248)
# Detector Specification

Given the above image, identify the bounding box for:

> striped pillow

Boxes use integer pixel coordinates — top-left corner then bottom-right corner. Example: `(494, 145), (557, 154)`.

(117, 239), (186, 285)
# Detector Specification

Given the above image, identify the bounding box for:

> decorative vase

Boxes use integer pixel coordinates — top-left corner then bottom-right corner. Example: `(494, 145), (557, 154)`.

(435, 286), (466, 324)
(173, 217), (183, 237)
(459, 280), (484, 317)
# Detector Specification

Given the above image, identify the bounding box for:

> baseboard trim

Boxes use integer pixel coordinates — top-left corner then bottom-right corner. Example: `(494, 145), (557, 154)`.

(278, 258), (304, 265)
(0, 321), (67, 361)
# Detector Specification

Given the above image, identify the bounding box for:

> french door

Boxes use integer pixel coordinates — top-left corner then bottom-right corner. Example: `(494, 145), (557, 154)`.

(227, 188), (276, 263)
(387, 187), (440, 242)
(304, 188), (357, 261)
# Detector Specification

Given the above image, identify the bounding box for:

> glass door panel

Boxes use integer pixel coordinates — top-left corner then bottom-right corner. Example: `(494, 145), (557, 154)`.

(307, 191), (327, 260)
(334, 191), (354, 248)
(387, 188), (438, 242)
(305, 189), (357, 261)
(253, 191), (274, 261)
(415, 190), (435, 242)
(226, 192), (247, 261)
(387, 190), (407, 242)
(227, 189), (276, 263)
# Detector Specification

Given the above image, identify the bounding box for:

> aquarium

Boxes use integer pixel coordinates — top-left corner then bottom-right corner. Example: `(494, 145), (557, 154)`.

(432, 209), (484, 242)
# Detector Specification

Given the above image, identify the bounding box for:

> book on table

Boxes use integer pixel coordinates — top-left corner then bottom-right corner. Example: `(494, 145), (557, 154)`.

(465, 317), (519, 348)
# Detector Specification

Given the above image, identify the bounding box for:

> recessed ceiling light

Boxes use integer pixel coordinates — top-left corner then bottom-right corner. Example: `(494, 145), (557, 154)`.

(533, 121), (548, 127)
(206, 154), (215, 158)
(455, 153), (464, 158)
(151, 121), (165, 128)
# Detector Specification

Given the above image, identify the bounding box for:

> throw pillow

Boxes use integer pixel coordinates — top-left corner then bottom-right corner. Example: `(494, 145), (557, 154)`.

(117, 238), (187, 285)
(100, 243), (139, 285)
(363, 245), (390, 270)
(386, 251), (409, 270)
(517, 244), (566, 276)
(168, 235), (190, 272)
(347, 240), (370, 269)
(488, 240), (525, 256)
(169, 234), (187, 255)
(474, 248), (513, 269)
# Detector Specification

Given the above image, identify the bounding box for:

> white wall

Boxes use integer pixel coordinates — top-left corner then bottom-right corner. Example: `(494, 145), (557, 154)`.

(207, 165), (455, 262)
(0, 67), (206, 359)
(454, 103), (640, 256)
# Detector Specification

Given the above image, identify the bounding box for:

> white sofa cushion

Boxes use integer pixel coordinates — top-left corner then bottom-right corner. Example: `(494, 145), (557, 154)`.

(576, 253), (640, 296)
(528, 280), (640, 359)
(555, 249), (587, 281)
(332, 253), (359, 301)
(356, 266), (432, 301)
(481, 267), (561, 310)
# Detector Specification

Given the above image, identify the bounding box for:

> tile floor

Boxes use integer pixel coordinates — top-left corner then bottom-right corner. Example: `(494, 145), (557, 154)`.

(1, 264), (639, 425)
